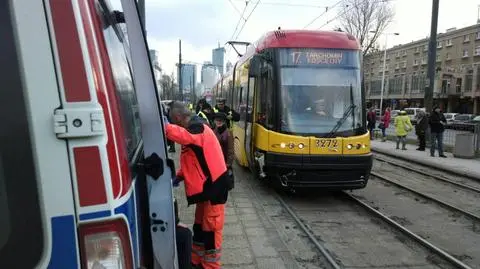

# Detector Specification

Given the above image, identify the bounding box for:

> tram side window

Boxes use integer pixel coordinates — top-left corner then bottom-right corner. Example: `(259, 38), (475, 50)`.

(257, 68), (273, 128)
(100, 9), (142, 161)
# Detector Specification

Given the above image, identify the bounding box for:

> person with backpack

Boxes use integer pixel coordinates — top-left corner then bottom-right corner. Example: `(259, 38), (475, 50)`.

(165, 101), (230, 269)
(394, 110), (413, 150)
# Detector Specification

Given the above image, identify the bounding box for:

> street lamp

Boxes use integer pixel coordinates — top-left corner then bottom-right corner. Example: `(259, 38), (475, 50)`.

(371, 31), (399, 118)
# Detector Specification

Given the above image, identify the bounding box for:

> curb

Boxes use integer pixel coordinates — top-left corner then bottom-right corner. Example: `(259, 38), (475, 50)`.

(371, 147), (480, 181)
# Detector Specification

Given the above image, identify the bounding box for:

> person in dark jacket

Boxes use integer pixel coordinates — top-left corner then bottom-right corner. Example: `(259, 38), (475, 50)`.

(214, 98), (240, 130)
(367, 107), (376, 139)
(174, 198), (193, 269)
(415, 110), (428, 151)
(213, 112), (235, 190)
(428, 106), (447, 157)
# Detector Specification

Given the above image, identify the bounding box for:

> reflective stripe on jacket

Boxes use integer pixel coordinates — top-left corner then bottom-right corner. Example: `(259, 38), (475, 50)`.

(166, 117), (229, 205)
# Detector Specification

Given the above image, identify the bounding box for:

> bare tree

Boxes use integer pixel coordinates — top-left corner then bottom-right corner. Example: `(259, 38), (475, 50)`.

(337, 0), (395, 56)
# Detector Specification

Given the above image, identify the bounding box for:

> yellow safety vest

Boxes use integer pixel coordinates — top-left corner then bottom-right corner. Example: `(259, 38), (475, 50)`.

(197, 111), (208, 121)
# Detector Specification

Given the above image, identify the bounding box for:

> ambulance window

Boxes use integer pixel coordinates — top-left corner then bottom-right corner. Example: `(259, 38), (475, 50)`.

(99, 5), (142, 160)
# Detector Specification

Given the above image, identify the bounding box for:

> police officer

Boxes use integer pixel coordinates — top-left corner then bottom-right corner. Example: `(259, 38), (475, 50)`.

(166, 101), (229, 269)
(213, 98), (240, 130)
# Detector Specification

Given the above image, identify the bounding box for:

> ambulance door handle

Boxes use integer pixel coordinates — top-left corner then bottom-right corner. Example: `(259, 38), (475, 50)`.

(136, 152), (163, 179)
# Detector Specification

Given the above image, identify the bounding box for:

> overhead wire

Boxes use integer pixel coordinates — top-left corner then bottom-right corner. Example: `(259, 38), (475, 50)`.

(303, 0), (343, 29)
(234, 0), (261, 40)
(317, 0), (395, 29)
(230, 0), (326, 8)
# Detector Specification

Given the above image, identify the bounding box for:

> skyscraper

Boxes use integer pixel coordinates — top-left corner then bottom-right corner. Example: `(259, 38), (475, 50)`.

(178, 63), (196, 95)
(212, 44), (225, 75)
(201, 61), (220, 90)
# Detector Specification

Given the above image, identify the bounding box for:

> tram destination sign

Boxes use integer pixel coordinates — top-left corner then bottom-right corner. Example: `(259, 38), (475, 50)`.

(281, 48), (359, 68)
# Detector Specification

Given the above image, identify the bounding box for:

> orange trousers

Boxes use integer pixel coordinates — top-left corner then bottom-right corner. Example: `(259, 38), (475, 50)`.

(191, 201), (225, 269)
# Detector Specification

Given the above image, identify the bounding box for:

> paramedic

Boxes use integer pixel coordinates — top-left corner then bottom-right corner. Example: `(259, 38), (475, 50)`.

(165, 101), (229, 269)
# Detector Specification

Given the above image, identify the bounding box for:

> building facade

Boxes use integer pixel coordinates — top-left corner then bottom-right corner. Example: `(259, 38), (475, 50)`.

(364, 24), (480, 114)
(201, 61), (220, 90)
(212, 45), (225, 75)
(178, 63), (196, 97)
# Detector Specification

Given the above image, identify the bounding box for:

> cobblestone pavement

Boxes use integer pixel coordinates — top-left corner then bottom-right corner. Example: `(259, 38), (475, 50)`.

(169, 146), (313, 268)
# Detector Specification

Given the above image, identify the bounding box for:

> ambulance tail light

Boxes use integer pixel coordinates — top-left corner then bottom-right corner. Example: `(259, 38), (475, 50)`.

(79, 219), (133, 269)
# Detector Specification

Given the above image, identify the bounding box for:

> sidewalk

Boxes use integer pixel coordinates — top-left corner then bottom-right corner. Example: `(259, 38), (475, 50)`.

(168, 145), (300, 268)
(371, 140), (480, 180)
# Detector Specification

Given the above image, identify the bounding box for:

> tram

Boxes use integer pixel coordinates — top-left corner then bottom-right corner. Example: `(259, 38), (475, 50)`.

(1, 0), (177, 268)
(214, 30), (372, 189)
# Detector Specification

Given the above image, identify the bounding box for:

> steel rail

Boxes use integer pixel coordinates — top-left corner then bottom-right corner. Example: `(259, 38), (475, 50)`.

(374, 155), (480, 194)
(275, 193), (341, 269)
(344, 192), (473, 269)
(371, 171), (480, 222)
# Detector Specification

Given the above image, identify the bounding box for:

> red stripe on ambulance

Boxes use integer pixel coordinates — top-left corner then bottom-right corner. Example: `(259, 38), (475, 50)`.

(74, 147), (107, 206)
(78, 0), (127, 198)
(49, 0), (91, 102)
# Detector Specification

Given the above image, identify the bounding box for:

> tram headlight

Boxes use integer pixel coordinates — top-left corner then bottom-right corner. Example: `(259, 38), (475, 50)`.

(298, 143), (305, 149)
(280, 143), (286, 148)
(346, 144), (353, 150)
(288, 143), (295, 149)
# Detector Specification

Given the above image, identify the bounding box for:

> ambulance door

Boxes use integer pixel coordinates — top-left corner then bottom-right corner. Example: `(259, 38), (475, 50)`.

(119, 1), (177, 268)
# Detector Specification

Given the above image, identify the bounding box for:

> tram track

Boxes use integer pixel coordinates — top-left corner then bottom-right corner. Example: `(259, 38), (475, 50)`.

(370, 171), (480, 222)
(372, 154), (480, 222)
(374, 154), (480, 195)
(274, 190), (469, 269)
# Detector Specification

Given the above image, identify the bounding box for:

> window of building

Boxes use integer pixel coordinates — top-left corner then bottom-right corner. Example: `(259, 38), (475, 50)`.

(388, 76), (403, 94)
(476, 32), (480, 40)
(475, 46), (480, 56)
(424, 44), (428, 51)
(395, 63), (399, 69)
(370, 80), (382, 95)
(446, 39), (452, 46)
(437, 41), (442, 48)
(413, 59), (419, 66)
(446, 52), (451, 60)
(436, 54), (440, 62)
(402, 61), (407, 68)
(463, 49), (469, 57)
(464, 34), (470, 42)
(411, 74), (427, 94)
(414, 47), (420, 53)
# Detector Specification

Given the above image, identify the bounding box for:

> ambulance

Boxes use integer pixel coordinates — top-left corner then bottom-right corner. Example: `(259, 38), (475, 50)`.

(0, 0), (177, 268)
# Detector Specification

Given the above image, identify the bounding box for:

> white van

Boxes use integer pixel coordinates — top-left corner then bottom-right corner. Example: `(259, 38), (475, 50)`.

(404, 107), (426, 125)
(1, 1), (177, 268)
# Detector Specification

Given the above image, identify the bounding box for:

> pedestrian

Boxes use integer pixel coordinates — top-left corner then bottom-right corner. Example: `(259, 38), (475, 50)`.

(213, 97), (240, 130)
(415, 110), (428, 151)
(367, 107), (376, 139)
(394, 110), (413, 150)
(213, 112), (235, 190)
(379, 106), (391, 142)
(165, 101), (229, 269)
(428, 106), (447, 157)
(173, 197), (193, 269)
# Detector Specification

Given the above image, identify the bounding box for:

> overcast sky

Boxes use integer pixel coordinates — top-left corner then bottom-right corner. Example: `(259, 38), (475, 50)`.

(136, 0), (480, 80)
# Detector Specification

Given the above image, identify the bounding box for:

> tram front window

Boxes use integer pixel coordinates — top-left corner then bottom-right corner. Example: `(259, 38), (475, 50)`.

(279, 67), (363, 136)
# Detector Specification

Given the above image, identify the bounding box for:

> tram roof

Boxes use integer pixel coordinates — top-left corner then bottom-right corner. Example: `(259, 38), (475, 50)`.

(238, 29), (360, 64)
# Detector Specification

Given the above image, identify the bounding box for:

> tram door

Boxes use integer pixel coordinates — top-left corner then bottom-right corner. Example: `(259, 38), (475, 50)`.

(244, 74), (256, 168)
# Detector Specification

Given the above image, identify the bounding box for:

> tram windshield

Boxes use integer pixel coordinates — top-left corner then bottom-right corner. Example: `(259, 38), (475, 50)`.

(278, 48), (363, 136)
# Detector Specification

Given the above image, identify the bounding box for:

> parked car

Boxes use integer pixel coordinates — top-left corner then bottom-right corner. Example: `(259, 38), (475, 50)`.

(450, 114), (476, 130)
(443, 113), (459, 129)
(404, 107), (426, 125)
(390, 110), (400, 123)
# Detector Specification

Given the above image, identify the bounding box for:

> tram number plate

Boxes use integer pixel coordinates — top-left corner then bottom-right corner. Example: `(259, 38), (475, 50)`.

(316, 139), (338, 148)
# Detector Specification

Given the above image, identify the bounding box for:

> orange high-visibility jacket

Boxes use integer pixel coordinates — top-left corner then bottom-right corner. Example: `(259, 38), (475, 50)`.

(166, 116), (229, 205)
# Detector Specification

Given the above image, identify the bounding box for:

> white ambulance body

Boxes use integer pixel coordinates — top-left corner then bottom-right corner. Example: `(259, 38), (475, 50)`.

(0, 0), (176, 268)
